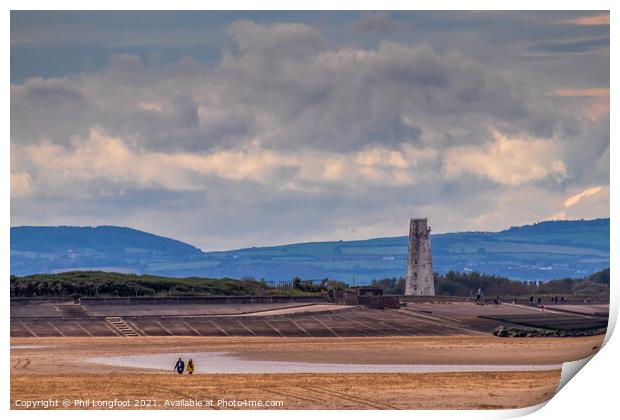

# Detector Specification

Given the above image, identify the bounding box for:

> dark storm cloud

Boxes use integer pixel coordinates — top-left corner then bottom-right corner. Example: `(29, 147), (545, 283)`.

(354, 12), (399, 34)
(214, 34), (543, 151)
(11, 77), (94, 144)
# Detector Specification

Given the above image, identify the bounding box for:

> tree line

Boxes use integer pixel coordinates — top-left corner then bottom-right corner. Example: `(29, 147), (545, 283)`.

(10, 271), (312, 298)
(371, 268), (609, 298)
(10, 268), (609, 299)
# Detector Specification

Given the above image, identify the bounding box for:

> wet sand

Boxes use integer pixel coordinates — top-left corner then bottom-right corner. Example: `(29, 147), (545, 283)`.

(10, 335), (603, 373)
(89, 351), (560, 374)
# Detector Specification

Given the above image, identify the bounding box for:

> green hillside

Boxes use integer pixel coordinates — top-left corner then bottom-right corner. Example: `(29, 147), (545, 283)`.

(10, 219), (610, 283)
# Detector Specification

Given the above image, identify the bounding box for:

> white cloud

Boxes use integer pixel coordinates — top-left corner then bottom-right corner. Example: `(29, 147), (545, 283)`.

(12, 129), (440, 199)
(550, 185), (609, 220)
(564, 186), (604, 207)
(568, 13), (610, 26)
(443, 130), (567, 186)
(10, 172), (34, 198)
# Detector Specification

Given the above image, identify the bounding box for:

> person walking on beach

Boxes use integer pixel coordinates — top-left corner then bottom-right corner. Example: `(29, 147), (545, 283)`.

(186, 358), (195, 375)
(174, 357), (185, 374)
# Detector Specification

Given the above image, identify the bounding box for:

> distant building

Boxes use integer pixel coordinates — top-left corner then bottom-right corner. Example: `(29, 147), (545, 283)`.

(405, 218), (435, 296)
(344, 286), (400, 309)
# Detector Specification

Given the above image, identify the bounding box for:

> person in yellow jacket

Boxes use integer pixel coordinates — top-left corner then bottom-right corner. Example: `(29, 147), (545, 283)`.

(186, 358), (195, 374)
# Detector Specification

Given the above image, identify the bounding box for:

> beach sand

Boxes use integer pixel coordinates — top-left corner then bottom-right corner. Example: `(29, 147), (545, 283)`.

(11, 335), (603, 409)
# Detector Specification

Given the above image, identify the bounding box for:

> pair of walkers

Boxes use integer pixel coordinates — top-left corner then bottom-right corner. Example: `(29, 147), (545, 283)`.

(174, 357), (195, 374)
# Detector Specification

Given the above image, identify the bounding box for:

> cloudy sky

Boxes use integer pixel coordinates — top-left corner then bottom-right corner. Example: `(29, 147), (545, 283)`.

(10, 11), (610, 250)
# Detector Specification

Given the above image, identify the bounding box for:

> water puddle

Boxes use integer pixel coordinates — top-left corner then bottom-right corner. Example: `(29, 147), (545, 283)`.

(89, 352), (561, 374)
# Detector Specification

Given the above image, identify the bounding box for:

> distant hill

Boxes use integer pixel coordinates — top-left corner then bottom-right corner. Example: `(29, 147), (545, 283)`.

(10, 219), (610, 283)
(10, 226), (202, 275)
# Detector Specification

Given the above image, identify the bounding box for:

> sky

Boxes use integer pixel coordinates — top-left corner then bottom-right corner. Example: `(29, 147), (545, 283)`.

(10, 11), (610, 251)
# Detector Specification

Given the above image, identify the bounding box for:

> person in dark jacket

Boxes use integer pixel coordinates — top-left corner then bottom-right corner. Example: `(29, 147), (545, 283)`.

(174, 357), (185, 374)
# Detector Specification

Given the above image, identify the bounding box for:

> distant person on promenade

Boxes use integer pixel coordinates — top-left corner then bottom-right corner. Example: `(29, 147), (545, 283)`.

(475, 288), (483, 304)
(186, 358), (195, 375)
(174, 357), (185, 374)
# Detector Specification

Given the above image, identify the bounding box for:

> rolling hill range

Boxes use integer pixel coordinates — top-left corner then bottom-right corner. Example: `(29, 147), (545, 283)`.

(10, 219), (609, 283)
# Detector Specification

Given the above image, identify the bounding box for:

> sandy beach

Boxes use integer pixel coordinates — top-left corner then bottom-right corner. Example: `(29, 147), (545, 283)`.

(10, 335), (603, 409)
